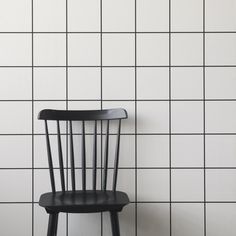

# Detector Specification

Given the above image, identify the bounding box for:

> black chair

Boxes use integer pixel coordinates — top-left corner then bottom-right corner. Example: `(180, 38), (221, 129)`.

(38, 108), (130, 236)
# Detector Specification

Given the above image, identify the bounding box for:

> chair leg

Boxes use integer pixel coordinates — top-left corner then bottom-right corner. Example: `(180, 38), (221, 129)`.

(47, 213), (58, 236)
(110, 211), (120, 236)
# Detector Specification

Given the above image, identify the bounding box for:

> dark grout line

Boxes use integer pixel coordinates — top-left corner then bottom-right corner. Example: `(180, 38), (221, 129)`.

(2, 99), (236, 102)
(203, 1), (207, 235)
(31, 0), (34, 234)
(3, 132), (236, 136)
(1, 31), (236, 34)
(169, 0), (172, 235)
(100, 1), (103, 235)
(1, 65), (236, 68)
(65, 0), (69, 235)
(3, 166), (236, 170)
(134, 0), (138, 235)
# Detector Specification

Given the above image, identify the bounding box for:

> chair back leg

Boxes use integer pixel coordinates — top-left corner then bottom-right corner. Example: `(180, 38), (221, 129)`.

(110, 211), (120, 236)
(47, 213), (59, 236)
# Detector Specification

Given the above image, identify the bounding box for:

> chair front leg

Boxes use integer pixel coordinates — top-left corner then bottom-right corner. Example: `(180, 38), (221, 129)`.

(110, 211), (120, 236)
(47, 213), (59, 236)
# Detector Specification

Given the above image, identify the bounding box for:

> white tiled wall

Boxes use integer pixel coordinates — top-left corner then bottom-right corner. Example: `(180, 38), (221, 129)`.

(0, 0), (235, 235)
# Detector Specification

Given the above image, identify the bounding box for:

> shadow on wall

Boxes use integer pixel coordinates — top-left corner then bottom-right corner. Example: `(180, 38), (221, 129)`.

(118, 204), (135, 235)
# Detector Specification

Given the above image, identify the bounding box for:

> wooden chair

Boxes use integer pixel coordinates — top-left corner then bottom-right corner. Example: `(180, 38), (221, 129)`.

(38, 108), (130, 236)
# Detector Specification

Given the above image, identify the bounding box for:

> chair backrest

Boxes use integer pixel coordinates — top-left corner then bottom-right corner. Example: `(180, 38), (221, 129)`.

(38, 108), (128, 193)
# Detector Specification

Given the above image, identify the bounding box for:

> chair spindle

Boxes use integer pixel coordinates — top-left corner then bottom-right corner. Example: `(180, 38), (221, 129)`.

(57, 121), (65, 192)
(103, 120), (110, 191)
(82, 121), (86, 191)
(69, 121), (76, 191)
(113, 119), (121, 191)
(45, 120), (56, 193)
(92, 120), (97, 191)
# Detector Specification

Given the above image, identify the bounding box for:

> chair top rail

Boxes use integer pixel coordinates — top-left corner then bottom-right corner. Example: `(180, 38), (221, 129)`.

(38, 108), (128, 121)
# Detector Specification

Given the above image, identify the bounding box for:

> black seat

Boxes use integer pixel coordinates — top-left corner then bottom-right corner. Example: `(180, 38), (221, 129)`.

(39, 190), (129, 213)
(38, 108), (129, 236)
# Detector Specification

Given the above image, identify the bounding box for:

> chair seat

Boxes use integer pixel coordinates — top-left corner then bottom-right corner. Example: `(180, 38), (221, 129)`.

(39, 190), (130, 213)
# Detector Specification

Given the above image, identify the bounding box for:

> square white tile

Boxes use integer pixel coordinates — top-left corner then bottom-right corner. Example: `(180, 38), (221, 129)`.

(34, 169), (63, 201)
(0, 170), (31, 202)
(68, 101), (101, 109)
(171, 101), (203, 133)
(171, 0), (203, 31)
(171, 169), (204, 201)
(206, 203), (236, 236)
(99, 119), (121, 135)
(206, 170), (236, 201)
(34, 101), (66, 134)
(34, 0), (66, 32)
(119, 135), (136, 168)
(108, 135), (135, 168)
(107, 169), (135, 201)
(72, 133), (100, 168)
(137, 135), (169, 167)
(0, 0), (31, 32)
(172, 203), (204, 236)
(137, 68), (169, 99)
(68, 33), (100, 66)
(34, 204), (66, 236)
(103, 68), (135, 100)
(103, 204), (135, 236)
(0, 102), (31, 134)
(171, 68), (203, 99)
(34, 34), (66, 66)
(67, 101), (102, 138)
(0, 34), (31, 66)
(206, 135), (236, 167)
(34, 134), (67, 168)
(69, 213), (101, 236)
(171, 135), (204, 167)
(206, 0), (236, 31)
(67, 169), (101, 191)
(103, 34), (135, 66)
(103, 0), (135, 32)
(103, 101), (135, 134)
(68, 101), (102, 135)
(138, 169), (169, 201)
(0, 68), (32, 100)
(69, 134), (101, 168)
(0, 136), (31, 168)
(0, 204), (31, 236)
(171, 34), (203, 66)
(68, 0), (100, 32)
(137, 101), (169, 133)
(206, 34), (236, 65)
(68, 68), (101, 99)
(206, 101), (236, 133)
(137, 203), (170, 236)
(137, 0), (169, 32)
(137, 33), (169, 66)
(34, 68), (66, 100)
(206, 68), (236, 99)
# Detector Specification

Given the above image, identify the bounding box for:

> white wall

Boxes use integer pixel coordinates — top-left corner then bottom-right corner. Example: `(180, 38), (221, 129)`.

(0, 0), (236, 235)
